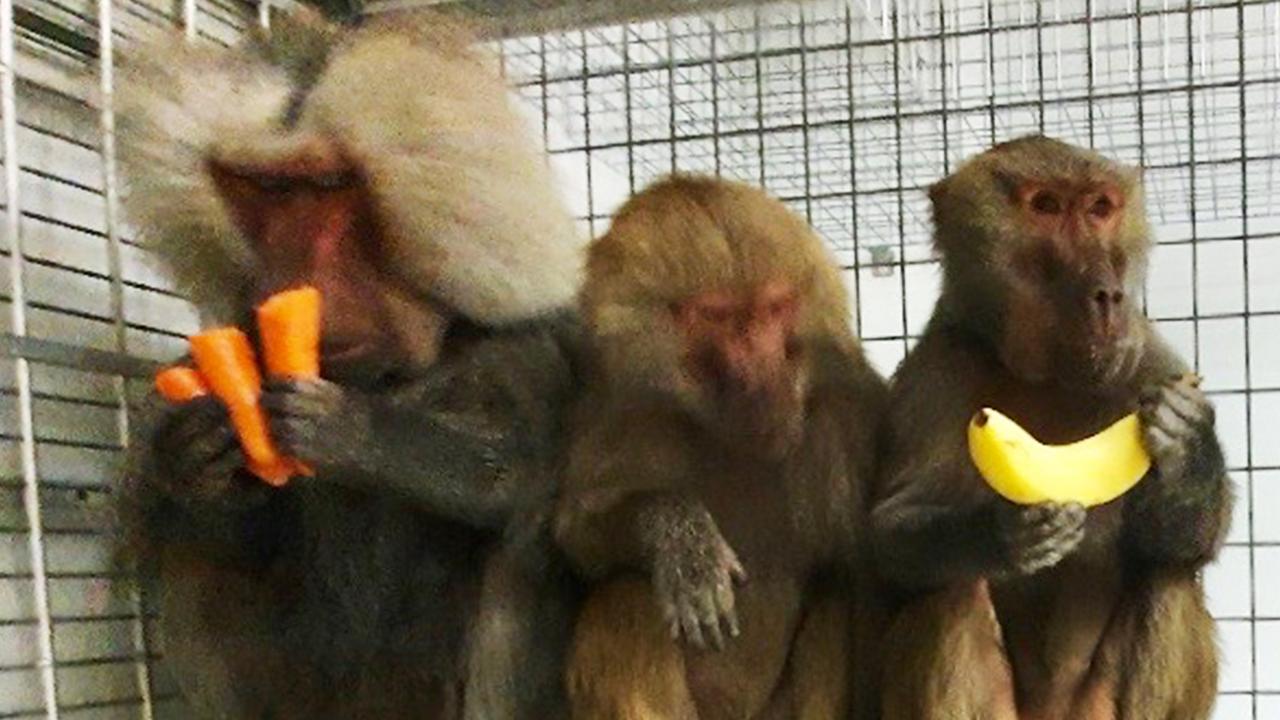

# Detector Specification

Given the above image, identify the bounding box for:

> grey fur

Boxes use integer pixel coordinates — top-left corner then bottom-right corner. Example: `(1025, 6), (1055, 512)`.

(110, 9), (585, 719)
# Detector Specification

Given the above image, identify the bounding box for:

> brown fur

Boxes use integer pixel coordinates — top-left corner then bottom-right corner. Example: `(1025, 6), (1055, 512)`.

(881, 582), (1017, 720)
(568, 580), (701, 720)
(872, 137), (1232, 720)
(556, 175), (887, 720)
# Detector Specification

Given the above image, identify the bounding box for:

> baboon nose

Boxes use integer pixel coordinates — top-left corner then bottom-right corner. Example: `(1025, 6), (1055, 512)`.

(1090, 285), (1126, 338)
(1093, 287), (1124, 308)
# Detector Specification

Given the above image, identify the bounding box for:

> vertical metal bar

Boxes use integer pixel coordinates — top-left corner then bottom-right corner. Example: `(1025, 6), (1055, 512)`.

(98, 0), (128, 445)
(985, 0), (996, 143)
(1136, 0), (1150, 313)
(97, 1), (156, 714)
(1127, 0), (1135, 85)
(622, 25), (635, 194)
(891, 0), (908, 354)
(709, 18), (720, 178)
(935, 0), (951, 356)
(1035, 0), (1046, 133)
(1163, 0), (1172, 81)
(579, 29), (594, 237)
(1018, 0), (1028, 94)
(753, 8), (765, 187)
(1197, 1), (1220, 209)
(538, 35), (549, 150)
(937, 0), (949, 174)
(906, 0), (918, 93)
(1086, 0), (1096, 147)
(665, 19), (677, 174)
(1273, 1), (1279, 69)
(1198, 2), (1209, 79)
(1, 0), (60, 714)
(953, 2), (961, 103)
(845, 4), (862, 337)
(1235, 3), (1257, 716)
(798, 4), (812, 224)
(184, 0), (197, 40)
(1184, 0), (1201, 371)
(1054, 0), (1063, 92)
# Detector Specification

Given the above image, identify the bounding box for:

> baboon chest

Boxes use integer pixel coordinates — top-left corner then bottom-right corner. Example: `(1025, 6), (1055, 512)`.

(991, 529), (1125, 711)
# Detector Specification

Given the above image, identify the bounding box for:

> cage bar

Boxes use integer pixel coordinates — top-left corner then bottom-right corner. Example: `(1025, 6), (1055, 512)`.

(1, 0), (60, 714)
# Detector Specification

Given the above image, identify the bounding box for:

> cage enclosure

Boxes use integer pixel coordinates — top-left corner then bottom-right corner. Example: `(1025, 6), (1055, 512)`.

(0, 0), (1277, 717)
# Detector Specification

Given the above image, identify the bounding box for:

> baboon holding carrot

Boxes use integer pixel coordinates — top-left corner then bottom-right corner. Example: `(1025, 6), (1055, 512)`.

(111, 9), (583, 719)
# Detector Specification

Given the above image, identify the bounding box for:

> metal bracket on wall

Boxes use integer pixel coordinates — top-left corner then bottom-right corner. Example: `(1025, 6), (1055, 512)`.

(0, 333), (161, 379)
(868, 244), (896, 278)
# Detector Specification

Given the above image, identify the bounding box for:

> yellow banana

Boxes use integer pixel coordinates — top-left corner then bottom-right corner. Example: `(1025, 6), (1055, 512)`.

(967, 408), (1152, 507)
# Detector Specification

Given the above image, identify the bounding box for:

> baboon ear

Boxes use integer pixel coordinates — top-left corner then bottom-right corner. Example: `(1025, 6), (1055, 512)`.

(927, 178), (948, 206)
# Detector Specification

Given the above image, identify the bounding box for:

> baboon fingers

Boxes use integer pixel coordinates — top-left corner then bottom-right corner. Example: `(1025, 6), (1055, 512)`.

(1161, 383), (1213, 426)
(680, 603), (707, 649)
(1144, 425), (1183, 463)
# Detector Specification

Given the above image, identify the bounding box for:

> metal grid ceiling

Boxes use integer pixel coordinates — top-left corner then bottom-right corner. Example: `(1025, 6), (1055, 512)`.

(498, 1), (1280, 716)
(0, 0), (1277, 718)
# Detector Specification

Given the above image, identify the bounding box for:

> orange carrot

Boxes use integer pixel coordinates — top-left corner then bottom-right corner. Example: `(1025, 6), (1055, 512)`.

(257, 286), (322, 379)
(256, 286), (321, 477)
(189, 327), (292, 487)
(155, 366), (209, 403)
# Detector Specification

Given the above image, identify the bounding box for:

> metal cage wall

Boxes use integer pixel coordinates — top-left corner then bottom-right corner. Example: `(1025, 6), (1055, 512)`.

(1, 3), (269, 717)
(1, 0), (1277, 718)
(498, 2), (1280, 715)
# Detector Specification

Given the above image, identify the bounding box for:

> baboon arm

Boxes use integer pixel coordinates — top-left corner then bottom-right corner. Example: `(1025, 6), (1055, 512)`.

(1122, 341), (1234, 569)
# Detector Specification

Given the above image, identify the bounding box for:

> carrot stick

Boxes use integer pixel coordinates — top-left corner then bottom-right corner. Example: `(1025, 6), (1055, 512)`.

(257, 286), (322, 379)
(189, 327), (292, 487)
(155, 366), (209, 403)
(256, 286), (321, 477)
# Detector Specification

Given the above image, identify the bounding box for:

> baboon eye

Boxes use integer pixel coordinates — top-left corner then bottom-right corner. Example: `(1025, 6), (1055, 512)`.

(699, 305), (734, 324)
(311, 172), (357, 190)
(762, 292), (796, 320)
(1029, 191), (1063, 215)
(252, 174), (291, 193)
(1089, 196), (1115, 219)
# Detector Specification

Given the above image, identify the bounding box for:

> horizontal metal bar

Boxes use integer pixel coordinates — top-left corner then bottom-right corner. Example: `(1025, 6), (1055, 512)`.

(535, 76), (1280, 154)
(13, 6), (97, 59)
(0, 333), (161, 378)
(0, 693), (179, 720)
(368, 0), (769, 38)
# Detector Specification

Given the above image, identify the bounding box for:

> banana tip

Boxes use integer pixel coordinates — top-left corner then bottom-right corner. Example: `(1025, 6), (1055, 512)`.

(974, 409), (990, 427)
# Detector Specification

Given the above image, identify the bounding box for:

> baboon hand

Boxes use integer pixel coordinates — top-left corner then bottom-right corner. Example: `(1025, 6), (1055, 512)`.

(151, 396), (263, 508)
(1139, 374), (1216, 487)
(996, 501), (1086, 575)
(642, 498), (748, 651)
(262, 378), (372, 473)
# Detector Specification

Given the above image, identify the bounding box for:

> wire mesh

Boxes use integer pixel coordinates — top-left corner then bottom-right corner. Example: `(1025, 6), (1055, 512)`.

(499, 1), (1280, 717)
(0, 0), (1275, 718)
